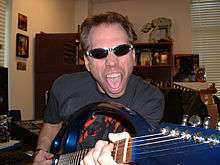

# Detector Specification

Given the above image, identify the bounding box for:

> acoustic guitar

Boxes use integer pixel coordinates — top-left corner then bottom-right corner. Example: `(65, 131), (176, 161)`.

(50, 101), (220, 165)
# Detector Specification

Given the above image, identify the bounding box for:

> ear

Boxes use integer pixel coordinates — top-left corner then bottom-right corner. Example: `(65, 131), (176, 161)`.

(84, 55), (91, 72)
(132, 49), (136, 65)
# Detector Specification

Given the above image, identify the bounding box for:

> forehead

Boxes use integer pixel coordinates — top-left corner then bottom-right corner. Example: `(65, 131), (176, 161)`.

(88, 23), (129, 48)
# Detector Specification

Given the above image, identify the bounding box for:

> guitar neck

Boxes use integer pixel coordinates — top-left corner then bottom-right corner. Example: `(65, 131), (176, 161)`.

(54, 148), (89, 165)
(54, 139), (131, 165)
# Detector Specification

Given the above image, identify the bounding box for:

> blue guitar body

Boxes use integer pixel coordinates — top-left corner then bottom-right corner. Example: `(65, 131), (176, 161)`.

(51, 101), (220, 165)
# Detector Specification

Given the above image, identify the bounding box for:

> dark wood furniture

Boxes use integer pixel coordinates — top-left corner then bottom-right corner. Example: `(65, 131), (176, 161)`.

(35, 33), (81, 119)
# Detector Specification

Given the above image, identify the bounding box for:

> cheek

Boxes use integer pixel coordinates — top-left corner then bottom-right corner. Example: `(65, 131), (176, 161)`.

(88, 59), (105, 76)
(120, 56), (135, 69)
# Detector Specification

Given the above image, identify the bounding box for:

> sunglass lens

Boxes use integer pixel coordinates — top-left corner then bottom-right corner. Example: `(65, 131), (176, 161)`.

(114, 44), (131, 56)
(90, 48), (108, 59)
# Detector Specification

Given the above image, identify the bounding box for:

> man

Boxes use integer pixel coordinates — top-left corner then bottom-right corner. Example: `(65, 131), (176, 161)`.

(33, 12), (164, 165)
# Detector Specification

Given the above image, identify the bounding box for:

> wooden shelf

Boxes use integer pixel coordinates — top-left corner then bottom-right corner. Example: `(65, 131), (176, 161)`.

(134, 41), (173, 67)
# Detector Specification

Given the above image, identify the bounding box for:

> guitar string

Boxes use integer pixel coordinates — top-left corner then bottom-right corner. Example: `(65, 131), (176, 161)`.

(113, 135), (182, 155)
(112, 131), (220, 158)
(56, 131), (219, 163)
(113, 136), (220, 160)
(61, 140), (219, 163)
(114, 132), (180, 149)
(58, 148), (90, 164)
(56, 134), (219, 164)
(60, 133), (211, 160)
(56, 133), (169, 163)
(130, 143), (220, 160)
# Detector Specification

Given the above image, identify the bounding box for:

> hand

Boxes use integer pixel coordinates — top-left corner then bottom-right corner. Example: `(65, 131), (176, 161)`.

(80, 140), (118, 165)
(80, 132), (130, 165)
(33, 149), (53, 165)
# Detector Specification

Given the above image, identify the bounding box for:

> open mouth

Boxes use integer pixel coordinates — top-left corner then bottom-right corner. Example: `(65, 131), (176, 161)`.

(106, 73), (122, 90)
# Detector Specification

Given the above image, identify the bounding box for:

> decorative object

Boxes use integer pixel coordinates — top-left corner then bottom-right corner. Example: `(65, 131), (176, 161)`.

(16, 61), (26, 71)
(18, 13), (27, 31)
(16, 33), (29, 58)
(141, 17), (172, 42)
(152, 52), (160, 65)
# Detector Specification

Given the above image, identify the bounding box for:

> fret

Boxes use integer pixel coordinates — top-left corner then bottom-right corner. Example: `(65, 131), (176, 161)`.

(70, 151), (75, 164)
(55, 149), (88, 165)
(112, 141), (119, 162)
(76, 149), (80, 165)
(78, 149), (84, 164)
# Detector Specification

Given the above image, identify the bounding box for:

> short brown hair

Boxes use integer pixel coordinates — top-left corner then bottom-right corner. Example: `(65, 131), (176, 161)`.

(80, 12), (137, 51)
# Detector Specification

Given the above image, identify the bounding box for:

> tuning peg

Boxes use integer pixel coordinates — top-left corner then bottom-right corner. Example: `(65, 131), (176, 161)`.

(189, 115), (202, 127)
(181, 130), (192, 141)
(181, 114), (189, 126)
(216, 120), (220, 130)
(203, 116), (211, 129)
(193, 131), (205, 143)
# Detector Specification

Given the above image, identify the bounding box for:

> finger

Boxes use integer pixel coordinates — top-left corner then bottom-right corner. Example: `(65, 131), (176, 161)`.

(93, 140), (109, 164)
(83, 148), (96, 165)
(37, 150), (53, 161)
(98, 143), (118, 165)
(45, 152), (54, 160)
(82, 140), (109, 165)
(33, 153), (52, 165)
(80, 159), (84, 165)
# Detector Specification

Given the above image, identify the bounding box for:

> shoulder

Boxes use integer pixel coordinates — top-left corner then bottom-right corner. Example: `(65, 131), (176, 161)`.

(55, 71), (91, 84)
(131, 75), (163, 96)
(50, 71), (94, 97)
(129, 75), (164, 103)
(53, 71), (92, 88)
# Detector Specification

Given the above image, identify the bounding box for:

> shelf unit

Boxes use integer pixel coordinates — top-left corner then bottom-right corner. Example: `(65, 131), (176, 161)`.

(134, 41), (173, 67)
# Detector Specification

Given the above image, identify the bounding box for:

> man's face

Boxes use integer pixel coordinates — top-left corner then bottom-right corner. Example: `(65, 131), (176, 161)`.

(84, 23), (135, 98)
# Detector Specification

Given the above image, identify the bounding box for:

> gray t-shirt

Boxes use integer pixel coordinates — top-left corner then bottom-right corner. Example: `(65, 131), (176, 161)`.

(44, 71), (164, 130)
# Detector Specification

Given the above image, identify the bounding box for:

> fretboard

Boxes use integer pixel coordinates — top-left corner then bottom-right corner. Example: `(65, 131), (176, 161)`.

(55, 148), (90, 165)
(54, 138), (129, 165)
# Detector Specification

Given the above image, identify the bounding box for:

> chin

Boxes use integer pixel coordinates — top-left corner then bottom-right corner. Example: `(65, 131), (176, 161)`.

(107, 90), (125, 98)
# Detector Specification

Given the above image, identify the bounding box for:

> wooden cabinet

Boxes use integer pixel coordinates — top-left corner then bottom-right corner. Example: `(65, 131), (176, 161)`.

(34, 33), (84, 119)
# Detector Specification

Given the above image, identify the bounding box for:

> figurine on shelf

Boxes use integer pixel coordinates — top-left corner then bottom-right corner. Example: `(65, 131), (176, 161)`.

(141, 17), (172, 42)
(152, 52), (160, 65)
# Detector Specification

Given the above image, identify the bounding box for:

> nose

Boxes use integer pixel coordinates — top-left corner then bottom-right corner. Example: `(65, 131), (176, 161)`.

(105, 51), (118, 67)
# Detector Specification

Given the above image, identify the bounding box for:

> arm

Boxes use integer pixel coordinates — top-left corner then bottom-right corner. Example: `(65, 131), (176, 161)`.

(33, 122), (62, 165)
(37, 122), (62, 151)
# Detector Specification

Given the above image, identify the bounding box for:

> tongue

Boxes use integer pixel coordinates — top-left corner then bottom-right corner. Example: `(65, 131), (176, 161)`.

(107, 76), (121, 89)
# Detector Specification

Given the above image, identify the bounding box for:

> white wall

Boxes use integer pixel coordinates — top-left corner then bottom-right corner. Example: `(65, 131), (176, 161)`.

(89, 0), (192, 54)
(8, 0), (192, 120)
(72, 0), (89, 32)
(9, 0), (75, 120)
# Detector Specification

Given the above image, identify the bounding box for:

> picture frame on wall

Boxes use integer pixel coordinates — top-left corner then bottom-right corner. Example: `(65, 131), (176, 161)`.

(18, 13), (27, 31)
(16, 33), (29, 58)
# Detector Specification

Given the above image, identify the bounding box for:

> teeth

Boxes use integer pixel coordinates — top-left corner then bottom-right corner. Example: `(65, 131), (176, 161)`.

(107, 73), (120, 78)
(106, 73), (121, 89)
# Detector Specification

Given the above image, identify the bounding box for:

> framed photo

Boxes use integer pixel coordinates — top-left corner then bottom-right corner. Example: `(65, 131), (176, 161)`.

(174, 54), (199, 80)
(16, 33), (29, 58)
(17, 61), (26, 71)
(18, 13), (27, 31)
(175, 54), (199, 69)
